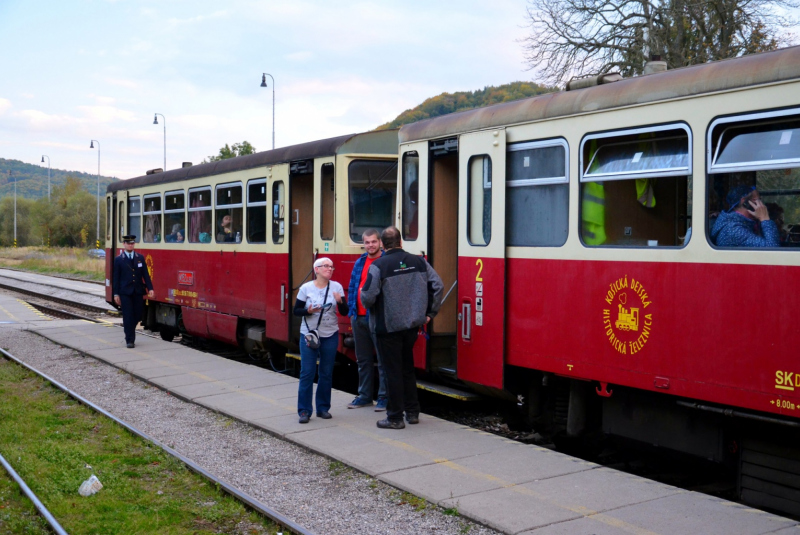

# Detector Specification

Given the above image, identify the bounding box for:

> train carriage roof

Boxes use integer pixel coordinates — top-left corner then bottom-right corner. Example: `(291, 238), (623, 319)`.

(108, 129), (398, 193)
(399, 46), (800, 144)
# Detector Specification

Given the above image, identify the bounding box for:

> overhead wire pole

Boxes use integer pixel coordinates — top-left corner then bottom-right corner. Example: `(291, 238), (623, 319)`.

(260, 73), (275, 150)
(41, 155), (50, 202)
(11, 171), (17, 248)
(153, 113), (166, 170)
(90, 140), (100, 249)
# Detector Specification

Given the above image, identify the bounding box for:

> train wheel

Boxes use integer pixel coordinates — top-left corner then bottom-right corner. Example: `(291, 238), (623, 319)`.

(160, 330), (175, 342)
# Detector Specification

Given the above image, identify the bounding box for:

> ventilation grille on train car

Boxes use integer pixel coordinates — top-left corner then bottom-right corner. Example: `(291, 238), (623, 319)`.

(431, 138), (458, 156)
(290, 160), (313, 175)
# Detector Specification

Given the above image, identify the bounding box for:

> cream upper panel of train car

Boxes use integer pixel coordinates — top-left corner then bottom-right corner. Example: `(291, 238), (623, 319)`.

(113, 165), (273, 253)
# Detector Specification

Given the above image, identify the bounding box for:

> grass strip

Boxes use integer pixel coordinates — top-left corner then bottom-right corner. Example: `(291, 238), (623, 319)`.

(0, 357), (279, 534)
(0, 466), (50, 534)
(0, 247), (104, 282)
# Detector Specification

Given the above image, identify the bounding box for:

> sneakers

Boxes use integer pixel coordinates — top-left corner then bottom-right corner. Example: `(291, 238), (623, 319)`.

(374, 398), (388, 412)
(376, 418), (405, 430)
(347, 396), (373, 409)
(126, 343), (135, 349)
(406, 413), (419, 425)
(317, 411), (332, 419)
(298, 412), (310, 424)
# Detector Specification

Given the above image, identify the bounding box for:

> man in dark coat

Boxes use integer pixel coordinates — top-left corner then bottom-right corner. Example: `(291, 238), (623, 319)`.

(113, 235), (154, 348)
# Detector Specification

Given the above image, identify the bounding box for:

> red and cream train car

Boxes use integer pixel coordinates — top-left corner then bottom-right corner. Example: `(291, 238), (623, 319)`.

(105, 130), (399, 355)
(396, 46), (800, 514)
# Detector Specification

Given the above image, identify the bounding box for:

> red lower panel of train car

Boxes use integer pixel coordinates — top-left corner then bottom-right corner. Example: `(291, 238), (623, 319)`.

(499, 258), (800, 420)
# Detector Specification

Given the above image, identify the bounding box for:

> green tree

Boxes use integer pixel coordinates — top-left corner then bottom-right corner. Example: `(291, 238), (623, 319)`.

(45, 176), (104, 247)
(203, 141), (257, 162)
(0, 196), (35, 246)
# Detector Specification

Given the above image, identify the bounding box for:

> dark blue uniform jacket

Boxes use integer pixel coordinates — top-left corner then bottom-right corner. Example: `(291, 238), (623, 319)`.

(113, 251), (154, 297)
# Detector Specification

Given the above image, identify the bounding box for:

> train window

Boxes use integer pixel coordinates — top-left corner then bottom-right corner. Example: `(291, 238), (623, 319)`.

(128, 196), (141, 243)
(468, 155), (492, 246)
(709, 109), (800, 248)
(506, 139), (568, 247)
(247, 179), (267, 244)
(118, 201), (125, 241)
(272, 181), (285, 244)
(142, 194), (162, 243)
(579, 124), (691, 247)
(320, 163), (335, 241)
(402, 152), (419, 241)
(106, 197), (111, 241)
(348, 160), (398, 243)
(188, 187), (212, 243)
(164, 190), (185, 244)
(215, 182), (243, 244)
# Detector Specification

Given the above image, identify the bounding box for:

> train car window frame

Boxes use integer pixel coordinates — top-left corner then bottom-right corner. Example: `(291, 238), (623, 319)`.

(142, 193), (162, 243)
(215, 181), (244, 244)
(707, 107), (800, 250)
(467, 154), (492, 247)
(118, 201), (125, 241)
(106, 197), (112, 241)
(347, 159), (398, 244)
(272, 180), (286, 245)
(579, 123), (692, 249)
(164, 190), (186, 244)
(320, 163), (335, 241)
(188, 186), (213, 244)
(246, 178), (267, 244)
(506, 138), (569, 247)
(128, 196), (141, 243)
(402, 151), (420, 241)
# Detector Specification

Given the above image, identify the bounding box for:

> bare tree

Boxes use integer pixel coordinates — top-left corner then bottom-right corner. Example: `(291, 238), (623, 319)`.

(522, 0), (798, 85)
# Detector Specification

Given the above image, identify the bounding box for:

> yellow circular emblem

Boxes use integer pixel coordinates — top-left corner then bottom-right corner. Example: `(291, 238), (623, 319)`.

(602, 275), (653, 355)
(145, 254), (155, 284)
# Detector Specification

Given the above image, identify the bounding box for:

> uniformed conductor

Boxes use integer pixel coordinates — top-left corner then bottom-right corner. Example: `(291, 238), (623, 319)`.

(113, 235), (154, 348)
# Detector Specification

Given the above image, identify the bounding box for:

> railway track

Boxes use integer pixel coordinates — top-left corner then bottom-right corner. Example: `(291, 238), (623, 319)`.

(0, 346), (315, 535)
(0, 280), (114, 316)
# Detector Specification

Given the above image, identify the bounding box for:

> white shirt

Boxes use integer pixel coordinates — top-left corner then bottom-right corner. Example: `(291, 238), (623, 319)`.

(297, 280), (344, 338)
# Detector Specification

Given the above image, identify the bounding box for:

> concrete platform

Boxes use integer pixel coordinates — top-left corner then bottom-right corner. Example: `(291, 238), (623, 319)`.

(18, 318), (800, 535)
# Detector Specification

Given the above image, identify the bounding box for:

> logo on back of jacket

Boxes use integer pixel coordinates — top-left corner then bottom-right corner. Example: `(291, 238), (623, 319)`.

(394, 261), (414, 273)
(602, 275), (653, 355)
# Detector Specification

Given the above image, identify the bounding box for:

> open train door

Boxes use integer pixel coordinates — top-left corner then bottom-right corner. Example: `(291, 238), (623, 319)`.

(456, 129), (506, 389)
(264, 163), (291, 342)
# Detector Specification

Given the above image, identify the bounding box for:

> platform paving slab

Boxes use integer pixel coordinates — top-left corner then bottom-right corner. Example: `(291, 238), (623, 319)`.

(448, 444), (599, 486)
(150, 367), (262, 389)
(256, 411), (340, 437)
(196, 389), (296, 417)
(590, 491), (799, 535)
(395, 427), (520, 461)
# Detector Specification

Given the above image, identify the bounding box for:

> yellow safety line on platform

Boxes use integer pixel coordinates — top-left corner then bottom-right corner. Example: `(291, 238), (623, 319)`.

(0, 305), (19, 321)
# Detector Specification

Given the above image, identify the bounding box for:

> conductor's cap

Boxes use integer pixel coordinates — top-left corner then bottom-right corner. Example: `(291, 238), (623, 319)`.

(122, 235), (136, 243)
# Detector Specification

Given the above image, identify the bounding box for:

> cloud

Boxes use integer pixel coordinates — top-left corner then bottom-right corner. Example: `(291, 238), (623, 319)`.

(0, 98), (11, 115)
(286, 51), (313, 62)
(105, 78), (140, 89)
(77, 105), (137, 123)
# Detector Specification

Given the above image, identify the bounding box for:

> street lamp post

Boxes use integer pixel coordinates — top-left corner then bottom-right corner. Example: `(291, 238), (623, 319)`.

(41, 155), (50, 202)
(10, 171), (16, 247)
(153, 113), (166, 170)
(260, 73), (275, 150)
(90, 140), (100, 249)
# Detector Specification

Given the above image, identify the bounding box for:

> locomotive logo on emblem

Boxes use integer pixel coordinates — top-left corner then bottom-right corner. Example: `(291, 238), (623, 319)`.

(145, 254), (155, 284)
(602, 275), (653, 355)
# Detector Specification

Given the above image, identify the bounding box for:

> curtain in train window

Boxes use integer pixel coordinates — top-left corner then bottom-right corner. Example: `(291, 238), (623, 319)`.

(128, 197), (141, 243)
(247, 179), (267, 244)
(272, 181), (285, 244)
(402, 152), (419, 241)
(320, 163), (335, 240)
(579, 124), (691, 248)
(142, 194), (162, 243)
(348, 160), (398, 243)
(506, 140), (568, 247)
(188, 188), (212, 243)
(106, 198), (112, 241)
(709, 109), (800, 248)
(164, 191), (185, 243)
(468, 155), (492, 246)
(215, 183), (243, 243)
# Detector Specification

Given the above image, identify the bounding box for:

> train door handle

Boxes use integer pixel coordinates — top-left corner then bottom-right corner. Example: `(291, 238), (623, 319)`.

(280, 284), (286, 312)
(292, 209), (300, 225)
(461, 303), (471, 340)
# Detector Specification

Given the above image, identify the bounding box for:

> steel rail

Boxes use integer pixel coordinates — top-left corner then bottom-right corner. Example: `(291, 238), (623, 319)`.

(0, 347), (315, 535)
(0, 451), (69, 535)
(0, 281), (114, 316)
(25, 301), (102, 323)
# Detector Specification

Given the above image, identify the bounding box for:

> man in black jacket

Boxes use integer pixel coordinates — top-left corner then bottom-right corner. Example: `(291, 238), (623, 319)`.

(113, 235), (154, 348)
(360, 227), (443, 429)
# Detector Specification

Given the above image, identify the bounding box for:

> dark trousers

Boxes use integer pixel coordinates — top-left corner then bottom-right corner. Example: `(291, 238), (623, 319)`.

(120, 293), (144, 344)
(375, 327), (420, 422)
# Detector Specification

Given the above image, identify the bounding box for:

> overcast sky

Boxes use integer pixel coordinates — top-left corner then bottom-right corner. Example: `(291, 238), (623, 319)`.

(0, 0), (532, 180)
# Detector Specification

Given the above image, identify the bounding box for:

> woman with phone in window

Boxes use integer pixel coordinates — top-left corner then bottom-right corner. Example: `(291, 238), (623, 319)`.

(293, 257), (348, 424)
(711, 185), (779, 248)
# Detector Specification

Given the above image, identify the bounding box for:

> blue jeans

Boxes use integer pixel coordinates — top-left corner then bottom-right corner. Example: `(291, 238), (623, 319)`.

(298, 333), (338, 416)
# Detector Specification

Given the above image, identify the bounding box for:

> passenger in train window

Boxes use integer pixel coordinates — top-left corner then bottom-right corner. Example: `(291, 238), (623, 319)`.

(165, 223), (183, 243)
(293, 257), (349, 424)
(711, 185), (779, 247)
(766, 202), (789, 245)
(346, 229), (388, 412)
(176, 230), (184, 243)
(360, 227), (444, 430)
(217, 214), (234, 242)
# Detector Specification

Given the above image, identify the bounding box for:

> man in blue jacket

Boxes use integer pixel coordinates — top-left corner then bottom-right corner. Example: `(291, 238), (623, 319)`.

(711, 185), (779, 247)
(346, 229), (388, 411)
(113, 235), (154, 348)
(360, 227), (443, 429)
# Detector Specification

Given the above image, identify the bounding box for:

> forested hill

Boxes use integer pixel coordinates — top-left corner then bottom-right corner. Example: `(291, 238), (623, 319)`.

(375, 81), (558, 130)
(0, 158), (117, 200)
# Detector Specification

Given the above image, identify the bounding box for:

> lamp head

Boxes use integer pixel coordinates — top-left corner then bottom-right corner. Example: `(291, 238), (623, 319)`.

(153, 114), (158, 125)
(260, 74), (267, 88)
(90, 141), (94, 149)
(41, 156), (44, 163)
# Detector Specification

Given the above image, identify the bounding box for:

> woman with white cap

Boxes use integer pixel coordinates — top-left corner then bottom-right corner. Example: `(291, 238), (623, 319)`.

(293, 257), (349, 424)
